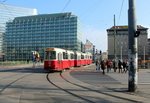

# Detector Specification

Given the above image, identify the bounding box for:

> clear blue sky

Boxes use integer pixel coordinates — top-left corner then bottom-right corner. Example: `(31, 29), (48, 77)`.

(2, 0), (150, 52)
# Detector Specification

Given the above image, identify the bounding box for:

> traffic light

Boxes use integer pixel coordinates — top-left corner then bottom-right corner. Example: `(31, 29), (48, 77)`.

(100, 50), (102, 55)
(134, 30), (140, 37)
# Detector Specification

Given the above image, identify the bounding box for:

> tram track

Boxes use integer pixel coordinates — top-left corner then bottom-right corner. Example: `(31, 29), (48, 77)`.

(60, 71), (141, 103)
(46, 72), (95, 103)
(46, 69), (143, 103)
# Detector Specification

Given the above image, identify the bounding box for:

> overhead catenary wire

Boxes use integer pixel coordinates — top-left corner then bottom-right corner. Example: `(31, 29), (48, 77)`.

(80, 0), (103, 18)
(61, 0), (71, 12)
(117, 0), (125, 25)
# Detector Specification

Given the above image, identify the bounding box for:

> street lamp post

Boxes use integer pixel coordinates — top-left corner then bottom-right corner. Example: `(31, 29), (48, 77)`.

(121, 45), (122, 61)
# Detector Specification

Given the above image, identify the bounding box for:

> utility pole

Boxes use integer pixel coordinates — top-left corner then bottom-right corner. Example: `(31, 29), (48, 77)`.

(121, 45), (122, 61)
(93, 45), (95, 63)
(128, 0), (139, 92)
(114, 15), (117, 71)
(144, 46), (145, 69)
(114, 15), (116, 60)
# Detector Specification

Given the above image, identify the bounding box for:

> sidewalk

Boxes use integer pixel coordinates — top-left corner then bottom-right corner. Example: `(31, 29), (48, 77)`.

(68, 64), (150, 102)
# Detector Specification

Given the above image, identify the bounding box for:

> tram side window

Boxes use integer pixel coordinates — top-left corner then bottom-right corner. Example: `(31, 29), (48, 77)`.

(71, 53), (74, 59)
(81, 55), (84, 59)
(90, 56), (92, 59)
(66, 53), (68, 59)
(63, 52), (65, 59)
(63, 52), (68, 59)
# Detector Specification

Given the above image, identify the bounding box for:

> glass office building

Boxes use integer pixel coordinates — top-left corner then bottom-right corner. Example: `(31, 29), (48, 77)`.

(4, 12), (82, 61)
(0, 4), (37, 60)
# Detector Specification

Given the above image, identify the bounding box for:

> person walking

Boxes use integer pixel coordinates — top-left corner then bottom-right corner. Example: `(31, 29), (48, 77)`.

(122, 61), (127, 73)
(118, 60), (123, 73)
(113, 60), (117, 72)
(101, 60), (106, 74)
(95, 59), (100, 71)
(125, 60), (129, 73)
(106, 59), (111, 73)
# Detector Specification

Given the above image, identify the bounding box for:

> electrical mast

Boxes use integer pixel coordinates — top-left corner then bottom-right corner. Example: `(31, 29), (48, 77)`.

(128, 0), (139, 92)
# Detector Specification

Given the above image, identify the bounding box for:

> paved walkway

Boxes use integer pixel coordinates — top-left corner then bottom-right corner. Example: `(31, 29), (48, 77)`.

(0, 63), (43, 70)
(0, 63), (149, 102)
(68, 64), (150, 102)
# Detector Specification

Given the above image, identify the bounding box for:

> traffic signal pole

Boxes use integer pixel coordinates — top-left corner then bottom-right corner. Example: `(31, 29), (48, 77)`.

(128, 0), (138, 92)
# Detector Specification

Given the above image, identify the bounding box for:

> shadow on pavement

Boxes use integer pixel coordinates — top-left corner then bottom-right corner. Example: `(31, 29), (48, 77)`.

(0, 68), (49, 74)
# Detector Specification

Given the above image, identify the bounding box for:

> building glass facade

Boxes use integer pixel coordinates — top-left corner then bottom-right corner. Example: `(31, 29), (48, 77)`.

(0, 4), (37, 60)
(4, 12), (82, 61)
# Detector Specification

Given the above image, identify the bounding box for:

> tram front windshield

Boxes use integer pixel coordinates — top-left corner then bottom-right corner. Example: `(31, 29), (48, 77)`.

(45, 51), (56, 60)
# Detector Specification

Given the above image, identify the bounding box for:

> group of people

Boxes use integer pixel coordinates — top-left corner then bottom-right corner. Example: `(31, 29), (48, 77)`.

(95, 59), (129, 74)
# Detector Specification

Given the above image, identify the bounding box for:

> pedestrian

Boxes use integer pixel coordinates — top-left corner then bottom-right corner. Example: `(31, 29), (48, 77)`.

(118, 60), (123, 73)
(122, 61), (127, 73)
(125, 60), (129, 73)
(101, 60), (106, 74)
(95, 59), (100, 71)
(27, 59), (29, 64)
(113, 60), (117, 72)
(106, 59), (111, 73)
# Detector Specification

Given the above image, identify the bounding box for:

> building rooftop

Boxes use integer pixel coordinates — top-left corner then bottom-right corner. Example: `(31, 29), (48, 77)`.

(14, 12), (76, 21)
(107, 25), (148, 31)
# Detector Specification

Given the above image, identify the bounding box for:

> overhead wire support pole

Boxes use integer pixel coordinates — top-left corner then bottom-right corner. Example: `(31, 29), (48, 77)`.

(114, 15), (117, 66)
(128, 0), (138, 92)
(144, 46), (145, 69)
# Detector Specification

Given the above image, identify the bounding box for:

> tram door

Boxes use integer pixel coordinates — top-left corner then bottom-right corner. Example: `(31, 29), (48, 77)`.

(58, 53), (62, 69)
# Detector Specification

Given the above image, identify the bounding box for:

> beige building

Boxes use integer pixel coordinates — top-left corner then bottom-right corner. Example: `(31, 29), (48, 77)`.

(107, 25), (148, 61)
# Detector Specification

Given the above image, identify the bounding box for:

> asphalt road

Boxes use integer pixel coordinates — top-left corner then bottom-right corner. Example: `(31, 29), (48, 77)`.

(0, 64), (149, 103)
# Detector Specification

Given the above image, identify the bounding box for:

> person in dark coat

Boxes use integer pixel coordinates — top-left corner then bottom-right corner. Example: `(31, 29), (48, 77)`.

(101, 60), (106, 74)
(113, 60), (117, 72)
(106, 59), (111, 73)
(122, 61), (127, 73)
(118, 60), (123, 73)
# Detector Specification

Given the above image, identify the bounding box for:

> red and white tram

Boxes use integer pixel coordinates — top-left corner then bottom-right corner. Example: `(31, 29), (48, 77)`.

(44, 48), (92, 71)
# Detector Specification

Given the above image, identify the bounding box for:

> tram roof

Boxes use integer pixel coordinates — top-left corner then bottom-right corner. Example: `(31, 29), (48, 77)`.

(45, 47), (74, 53)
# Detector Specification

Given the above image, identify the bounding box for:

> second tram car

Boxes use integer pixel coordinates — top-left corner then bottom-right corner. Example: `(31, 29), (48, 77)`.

(44, 48), (92, 71)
